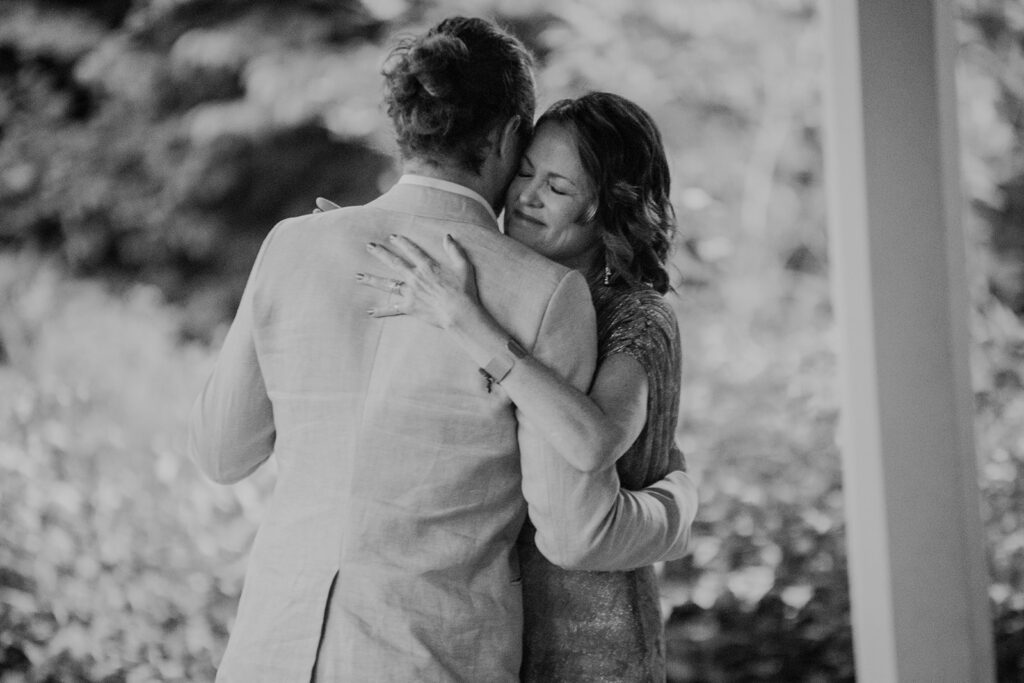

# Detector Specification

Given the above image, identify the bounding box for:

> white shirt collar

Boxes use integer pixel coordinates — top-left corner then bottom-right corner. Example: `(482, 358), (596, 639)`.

(397, 174), (498, 225)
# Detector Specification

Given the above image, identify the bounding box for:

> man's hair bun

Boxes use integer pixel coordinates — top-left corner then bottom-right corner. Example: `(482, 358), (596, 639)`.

(407, 33), (469, 101)
(382, 17), (536, 173)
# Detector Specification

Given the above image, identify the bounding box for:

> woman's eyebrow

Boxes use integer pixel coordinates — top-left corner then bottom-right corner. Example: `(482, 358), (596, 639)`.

(522, 153), (581, 188)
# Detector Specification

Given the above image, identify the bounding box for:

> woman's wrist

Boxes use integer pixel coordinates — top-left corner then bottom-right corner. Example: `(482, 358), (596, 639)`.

(445, 299), (520, 373)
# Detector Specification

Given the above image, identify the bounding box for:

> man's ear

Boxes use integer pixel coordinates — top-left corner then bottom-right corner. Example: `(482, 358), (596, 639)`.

(496, 115), (522, 161)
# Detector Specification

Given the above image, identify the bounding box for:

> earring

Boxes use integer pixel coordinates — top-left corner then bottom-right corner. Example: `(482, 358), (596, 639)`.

(603, 264), (611, 286)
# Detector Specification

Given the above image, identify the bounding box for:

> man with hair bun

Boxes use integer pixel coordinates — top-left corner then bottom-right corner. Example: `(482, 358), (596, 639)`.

(190, 16), (691, 681)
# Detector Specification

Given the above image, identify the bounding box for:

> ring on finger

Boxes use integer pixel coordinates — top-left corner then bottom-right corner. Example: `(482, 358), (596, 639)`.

(389, 279), (405, 294)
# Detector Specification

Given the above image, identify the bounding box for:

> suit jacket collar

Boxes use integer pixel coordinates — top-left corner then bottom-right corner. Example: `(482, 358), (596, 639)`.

(397, 175), (498, 223)
(371, 176), (501, 231)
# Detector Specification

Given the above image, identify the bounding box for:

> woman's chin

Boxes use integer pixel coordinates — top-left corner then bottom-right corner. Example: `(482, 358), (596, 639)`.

(506, 219), (530, 240)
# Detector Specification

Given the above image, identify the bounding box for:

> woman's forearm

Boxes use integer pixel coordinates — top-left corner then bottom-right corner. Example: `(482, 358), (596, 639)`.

(357, 233), (647, 473)
(522, 443), (699, 570)
(447, 301), (644, 472)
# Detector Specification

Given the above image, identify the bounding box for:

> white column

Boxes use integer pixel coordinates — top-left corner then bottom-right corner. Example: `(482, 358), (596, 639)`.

(821, 1), (994, 681)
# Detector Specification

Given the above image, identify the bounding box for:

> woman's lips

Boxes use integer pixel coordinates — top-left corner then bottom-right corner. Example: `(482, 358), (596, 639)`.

(512, 209), (544, 228)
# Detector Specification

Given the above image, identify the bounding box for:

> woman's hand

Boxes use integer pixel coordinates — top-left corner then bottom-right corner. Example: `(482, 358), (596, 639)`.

(359, 234), (480, 329)
(312, 197), (341, 213)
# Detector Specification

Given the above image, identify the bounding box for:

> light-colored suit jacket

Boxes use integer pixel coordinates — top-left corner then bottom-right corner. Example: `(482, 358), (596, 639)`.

(189, 178), (694, 682)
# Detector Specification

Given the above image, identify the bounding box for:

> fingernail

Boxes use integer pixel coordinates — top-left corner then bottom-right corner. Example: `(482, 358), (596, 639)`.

(366, 242), (377, 250)
(355, 273), (365, 281)
(388, 234), (398, 241)
(445, 233), (453, 242)
(366, 308), (375, 316)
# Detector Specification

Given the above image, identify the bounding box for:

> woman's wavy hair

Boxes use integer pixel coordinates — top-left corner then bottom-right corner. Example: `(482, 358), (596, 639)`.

(382, 17), (536, 174)
(537, 92), (676, 294)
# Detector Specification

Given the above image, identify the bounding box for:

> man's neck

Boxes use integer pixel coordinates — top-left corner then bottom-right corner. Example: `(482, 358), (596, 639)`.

(402, 159), (503, 214)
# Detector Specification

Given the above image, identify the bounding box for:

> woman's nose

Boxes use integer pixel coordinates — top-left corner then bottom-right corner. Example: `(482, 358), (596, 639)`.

(519, 180), (542, 207)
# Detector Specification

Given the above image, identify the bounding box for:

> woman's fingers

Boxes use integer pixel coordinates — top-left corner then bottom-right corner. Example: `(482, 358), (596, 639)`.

(367, 303), (405, 319)
(388, 234), (436, 272)
(355, 272), (406, 295)
(316, 197), (342, 212)
(443, 235), (479, 304)
(366, 242), (413, 274)
(358, 272), (407, 318)
(443, 234), (473, 271)
(357, 235), (474, 330)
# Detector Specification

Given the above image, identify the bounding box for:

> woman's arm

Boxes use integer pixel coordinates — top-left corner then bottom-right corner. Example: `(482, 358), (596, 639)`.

(535, 467), (699, 570)
(361, 233), (699, 569)
(448, 293), (649, 473)
(362, 233), (647, 472)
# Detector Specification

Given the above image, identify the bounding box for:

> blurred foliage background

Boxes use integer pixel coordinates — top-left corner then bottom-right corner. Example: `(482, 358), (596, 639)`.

(1, 0), (1023, 680)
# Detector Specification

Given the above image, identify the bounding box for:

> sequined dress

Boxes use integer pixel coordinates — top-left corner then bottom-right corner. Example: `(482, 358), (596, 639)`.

(518, 283), (684, 682)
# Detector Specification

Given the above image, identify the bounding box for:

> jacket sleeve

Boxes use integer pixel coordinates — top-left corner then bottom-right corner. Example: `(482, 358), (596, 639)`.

(518, 274), (698, 571)
(188, 227), (278, 484)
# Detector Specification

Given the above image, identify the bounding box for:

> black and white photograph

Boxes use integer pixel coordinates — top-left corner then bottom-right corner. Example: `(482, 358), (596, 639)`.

(0, 0), (1021, 681)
